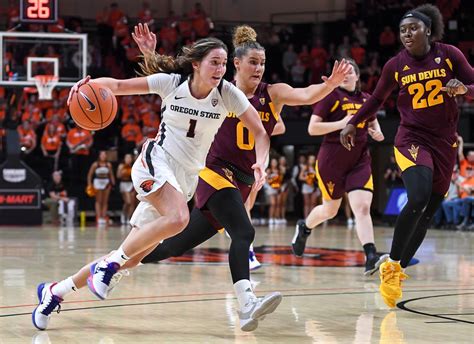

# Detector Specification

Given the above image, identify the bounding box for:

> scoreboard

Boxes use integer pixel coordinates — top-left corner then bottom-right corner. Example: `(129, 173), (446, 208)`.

(20, 0), (58, 24)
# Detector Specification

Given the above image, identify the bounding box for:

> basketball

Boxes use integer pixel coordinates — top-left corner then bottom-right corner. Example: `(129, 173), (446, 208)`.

(69, 83), (117, 131)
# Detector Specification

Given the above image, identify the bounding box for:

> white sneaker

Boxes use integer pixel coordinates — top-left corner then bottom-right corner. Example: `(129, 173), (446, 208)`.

(108, 269), (130, 294)
(249, 251), (262, 271)
(87, 260), (120, 300)
(238, 292), (282, 331)
(32, 282), (63, 330)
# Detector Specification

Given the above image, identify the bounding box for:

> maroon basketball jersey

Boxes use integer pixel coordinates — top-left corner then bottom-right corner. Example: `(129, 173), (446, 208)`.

(206, 82), (279, 175)
(312, 87), (371, 144)
(394, 42), (463, 141)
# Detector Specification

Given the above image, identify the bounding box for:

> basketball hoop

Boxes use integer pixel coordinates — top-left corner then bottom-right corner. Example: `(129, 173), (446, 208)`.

(34, 75), (59, 100)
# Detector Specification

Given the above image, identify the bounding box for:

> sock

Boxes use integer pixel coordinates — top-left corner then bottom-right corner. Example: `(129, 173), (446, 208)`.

(234, 279), (255, 310)
(249, 243), (254, 252)
(388, 257), (400, 264)
(107, 246), (130, 266)
(51, 277), (77, 298)
(363, 243), (376, 258)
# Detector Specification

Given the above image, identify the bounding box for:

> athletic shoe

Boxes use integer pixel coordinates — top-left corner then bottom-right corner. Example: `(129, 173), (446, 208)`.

(108, 269), (130, 294)
(291, 220), (311, 257)
(364, 253), (388, 276)
(379, 261), (406, 308)
(87, 260), (120, 300)
(347, 218), (355, 229)
(32, 282), (63, 330)
(249, 251), (262, 271)
(238, 292), (282, 331)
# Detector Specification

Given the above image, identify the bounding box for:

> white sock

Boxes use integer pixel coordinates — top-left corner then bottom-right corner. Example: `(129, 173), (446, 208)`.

(388, 257), (400, 264)
(107, 246), (130, 266)
(249, 243), (254, 252)
(51, 277), (77, 298)
(234, 279), (255, 310)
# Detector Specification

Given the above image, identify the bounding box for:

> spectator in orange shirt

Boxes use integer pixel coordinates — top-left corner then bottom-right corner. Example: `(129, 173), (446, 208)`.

(121, 103), (140, 124)
(160, 25), (178, 48)
(457, 168), (474, 231)
(137, 2), (153, 25)
(107, 3), (124, 29)
(350, 40), (366, 65)
(17, 120), (37, 155)
(178, 13), (194, 41)
(121, 117), (143, 154)
(45, 100), (67, 122)
(45, 114), (67, 140)
(142, 111), (160, 138)
(298, 45), (312, 69)
(310, 38), (328, 70)
(22, 103), (43, 129)
(41, 124), (62, 174)
(379, 25), (396, 60)
(457, 135), (474, 177)
(66, 124), (93, 183)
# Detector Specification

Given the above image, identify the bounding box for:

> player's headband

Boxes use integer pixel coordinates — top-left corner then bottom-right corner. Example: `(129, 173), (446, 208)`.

(400, 11), (432, 28)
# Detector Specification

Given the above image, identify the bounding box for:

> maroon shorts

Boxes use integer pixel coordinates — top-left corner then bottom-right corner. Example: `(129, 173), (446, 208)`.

(394, 132), (457, 195)
(316, 143), (373, 200)
(194, 158), (252, 230)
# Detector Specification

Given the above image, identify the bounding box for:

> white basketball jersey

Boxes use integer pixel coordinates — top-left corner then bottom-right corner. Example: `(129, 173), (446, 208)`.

(147, 73), (250, 172)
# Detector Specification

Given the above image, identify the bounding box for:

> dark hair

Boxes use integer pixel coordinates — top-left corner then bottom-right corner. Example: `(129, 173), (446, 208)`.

(232, 25), (265, 59)
(140, 37), (228, 76)
(344, 58), (361, 93)
(403, 4), (444, 41)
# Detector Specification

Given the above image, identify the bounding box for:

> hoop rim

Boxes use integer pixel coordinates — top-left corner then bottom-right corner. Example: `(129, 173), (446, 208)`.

(34, 74), (59, 85)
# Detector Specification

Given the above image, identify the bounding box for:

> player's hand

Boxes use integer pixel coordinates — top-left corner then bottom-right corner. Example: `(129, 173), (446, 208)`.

(340, 124), (356, 151)
(441, 79), (467, 97)
(322, 59), (352, 89)
(340, 115), (354, 128)
(132, 23), (157, 57)
(251, 162), (267, 191)
(368, 128), (384, 141)
(67, 75), (91, 106)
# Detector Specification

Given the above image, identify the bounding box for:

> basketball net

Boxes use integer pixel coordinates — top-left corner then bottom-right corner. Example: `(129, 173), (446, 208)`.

(34, 75), (59, 100)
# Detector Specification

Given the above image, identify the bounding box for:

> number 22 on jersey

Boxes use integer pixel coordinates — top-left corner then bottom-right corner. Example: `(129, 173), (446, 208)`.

(408, 79), (444, 110)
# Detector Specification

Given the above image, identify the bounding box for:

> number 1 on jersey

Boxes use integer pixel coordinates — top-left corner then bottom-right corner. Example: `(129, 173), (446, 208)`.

(186, 119), (197, 138)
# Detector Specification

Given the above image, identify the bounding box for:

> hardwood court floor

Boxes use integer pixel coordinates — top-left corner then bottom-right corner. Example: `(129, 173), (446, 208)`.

(0, 223), (472, 343)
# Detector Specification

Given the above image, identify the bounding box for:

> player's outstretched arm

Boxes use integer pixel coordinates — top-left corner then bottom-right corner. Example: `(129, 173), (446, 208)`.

(270, 59), (351, 106)
(67, 75), (150, 105)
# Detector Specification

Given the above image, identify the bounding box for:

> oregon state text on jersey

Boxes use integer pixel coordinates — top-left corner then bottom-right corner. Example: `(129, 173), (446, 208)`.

(146, 73), (250, 172)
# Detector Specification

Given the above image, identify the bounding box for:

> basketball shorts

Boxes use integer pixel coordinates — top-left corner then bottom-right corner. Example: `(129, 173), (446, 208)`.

(119, 181), (134, 193)
(93, 178), (110, 190)
(316, 143), (373, 201)
(132, 142), (199, 203)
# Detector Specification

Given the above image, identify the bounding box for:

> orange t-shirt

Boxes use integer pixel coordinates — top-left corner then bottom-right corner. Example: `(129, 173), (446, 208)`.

(121, 123), (143, 143)
(45, 121), (66, 139)
(22, 108), (42, 126)
(67, 128), (92, 155)
(45, 107), (67, 122)
(460, 176), (474, 198)
(460, 159), (474, 177)
(17, 127), (36, 148)
(41, 131), (61, 152)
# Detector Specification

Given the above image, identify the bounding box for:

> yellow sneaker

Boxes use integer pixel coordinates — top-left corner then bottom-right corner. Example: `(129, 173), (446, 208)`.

(379, 261), (403, 308)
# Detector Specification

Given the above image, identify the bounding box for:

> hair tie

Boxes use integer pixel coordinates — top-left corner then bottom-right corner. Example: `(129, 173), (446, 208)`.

(400, 10), (432, 28)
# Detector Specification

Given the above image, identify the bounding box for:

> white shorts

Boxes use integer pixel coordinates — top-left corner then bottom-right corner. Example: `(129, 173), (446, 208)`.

(132, 144), (198, 202)
(302, 183), (315, 194)
(93, 178), (110, 190)
(119, 181), (134, 193)
(130, 201), (161, 229)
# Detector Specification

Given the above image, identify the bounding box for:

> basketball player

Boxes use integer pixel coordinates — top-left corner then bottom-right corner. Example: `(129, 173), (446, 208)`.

(117, 153), (136, 224)
(291, 59), (385, 276)
(340, 4), (474, 307)
(33, 37), (273, 331)
(136, 23), (349, 318)
(87, 150), (114, 225)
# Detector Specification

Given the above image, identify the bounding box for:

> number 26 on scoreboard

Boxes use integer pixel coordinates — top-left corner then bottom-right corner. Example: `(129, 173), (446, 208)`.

(20, 0), (58, 23)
